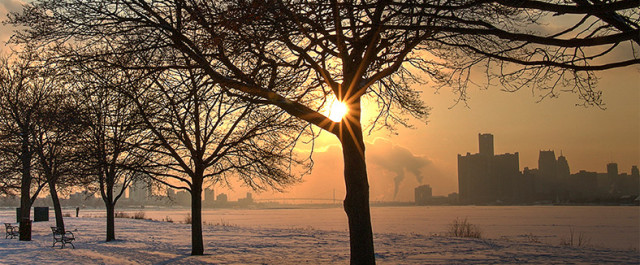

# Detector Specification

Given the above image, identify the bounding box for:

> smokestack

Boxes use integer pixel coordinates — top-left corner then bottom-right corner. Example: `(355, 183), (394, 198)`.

(393, 172), (405, 200)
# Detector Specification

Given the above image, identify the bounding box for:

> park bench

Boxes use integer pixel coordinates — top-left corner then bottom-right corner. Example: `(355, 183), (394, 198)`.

(51, 227), (75, 249)
(4, 223), (18, 239)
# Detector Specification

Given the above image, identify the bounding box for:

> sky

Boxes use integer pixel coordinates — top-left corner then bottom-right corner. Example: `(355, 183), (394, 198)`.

(285, 65), (639, 202)
(1, 0), (638, 202)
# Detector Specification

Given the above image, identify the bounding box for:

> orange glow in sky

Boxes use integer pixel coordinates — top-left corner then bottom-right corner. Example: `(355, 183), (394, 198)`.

(0, 4), (636, 202)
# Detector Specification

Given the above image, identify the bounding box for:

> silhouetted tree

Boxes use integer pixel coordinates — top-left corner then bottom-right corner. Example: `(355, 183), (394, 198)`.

(0, 49), (56, 240)
(68, 63), (152, 242)
(10, 0), (639, 263)
(85, 49), (306, 255)
(31, 81), (89, 233)
(0, 151), (19, 195)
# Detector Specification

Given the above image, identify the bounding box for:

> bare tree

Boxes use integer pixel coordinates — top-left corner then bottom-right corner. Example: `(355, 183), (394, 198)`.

(0, 49), (56, 240)
(31, 79), (88, 233)
(63, 59), (153, 242)
(10, 0), (639, 263)
(0, 49), (88, 234)
(94, 50), (306, 255)
(224, 3), (638, 262)
(0, 151), (20, 195)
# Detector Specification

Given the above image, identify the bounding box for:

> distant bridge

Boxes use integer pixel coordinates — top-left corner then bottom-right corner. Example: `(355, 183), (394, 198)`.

(254, 198), (336, 202)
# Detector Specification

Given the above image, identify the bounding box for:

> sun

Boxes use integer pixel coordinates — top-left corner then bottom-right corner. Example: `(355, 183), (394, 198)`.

(328, 100), (349, 122)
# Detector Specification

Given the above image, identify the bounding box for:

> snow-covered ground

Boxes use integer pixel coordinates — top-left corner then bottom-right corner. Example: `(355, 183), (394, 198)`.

(1, 213), (639, 264)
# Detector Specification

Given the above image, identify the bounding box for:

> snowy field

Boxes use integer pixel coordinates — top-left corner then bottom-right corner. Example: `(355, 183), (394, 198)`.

(1, 207), (639, 264)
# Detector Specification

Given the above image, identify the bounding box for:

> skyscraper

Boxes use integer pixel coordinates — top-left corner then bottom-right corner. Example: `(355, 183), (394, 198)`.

(204, 188), (215, 207)
(536, 150), (557, 196)
(458, 133), (519, 204)
(129, 179), (150, 203)
(414, 185), (433, 205)
(478, 133), (494, 157)
(607, 163), (619, 178)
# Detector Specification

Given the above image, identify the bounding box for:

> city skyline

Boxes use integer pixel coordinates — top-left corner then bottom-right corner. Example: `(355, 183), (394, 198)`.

(458, 133), (638, 204)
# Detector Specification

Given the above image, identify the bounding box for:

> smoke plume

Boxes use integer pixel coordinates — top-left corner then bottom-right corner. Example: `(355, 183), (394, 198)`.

(367, 138), (431, 199)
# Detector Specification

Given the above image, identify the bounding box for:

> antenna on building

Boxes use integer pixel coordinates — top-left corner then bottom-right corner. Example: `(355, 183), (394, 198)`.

(333, 189), (336, 205)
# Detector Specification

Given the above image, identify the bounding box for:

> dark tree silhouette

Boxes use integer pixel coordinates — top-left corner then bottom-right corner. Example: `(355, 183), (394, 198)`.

(67, 62), (152, 242)
(94, 50), (306, 255)
(10, 0), (639, 263)
(0, 49), (57, 240)
(0, 151), (19, 196)
(31, 76), (88, 233)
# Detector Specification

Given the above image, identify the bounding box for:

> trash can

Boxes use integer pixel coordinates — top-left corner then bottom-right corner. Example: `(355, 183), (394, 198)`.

(15, 207), (30, 223)
(34, 207), (49, 222)
(19, 218), (31, 241)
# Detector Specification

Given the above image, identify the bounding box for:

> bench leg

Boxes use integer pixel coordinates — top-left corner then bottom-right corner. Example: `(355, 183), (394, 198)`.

(61, 240), (75, 249)
(53, 240), (64, 248)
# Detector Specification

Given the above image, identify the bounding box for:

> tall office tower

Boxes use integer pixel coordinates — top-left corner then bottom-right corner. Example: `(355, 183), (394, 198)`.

(555, 154), (571, 198)
(414, 185), (433, 205)
(204, 188), (215, 204)
(478, 133), (494, 157)
(129, 179), (150, 203)
(607, 163), (619, 178)
(605, 163), (621, 194)
(538, 151), (557, 175)
(536, 150), (557, 195)
(630, 166), (640, 195)
(557, 155), (570, 177)
(459, 133), (520, 204)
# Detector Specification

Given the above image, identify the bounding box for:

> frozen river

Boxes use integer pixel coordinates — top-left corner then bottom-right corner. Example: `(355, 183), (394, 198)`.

(86, 205), (639, 251)
(3, 205), (638, 251)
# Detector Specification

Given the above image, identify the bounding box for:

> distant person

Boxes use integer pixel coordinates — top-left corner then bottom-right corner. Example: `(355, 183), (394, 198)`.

(76, 207), (79, 217)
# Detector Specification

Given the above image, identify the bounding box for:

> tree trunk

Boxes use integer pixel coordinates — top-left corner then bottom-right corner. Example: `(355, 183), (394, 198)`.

(19, 136), (32, 241)
(190, 182), (204, 255)
(339, 99), (375, 265)
(106, 202), (115, 241)
(49, 181), (65, 232)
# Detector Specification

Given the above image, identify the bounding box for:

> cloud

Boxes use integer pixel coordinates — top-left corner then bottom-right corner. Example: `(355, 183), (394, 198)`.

(0, 0), (26, 50)
(228, 136), (455, 203)
(276, 138), (436, 202)
(0, 0), (24, 14)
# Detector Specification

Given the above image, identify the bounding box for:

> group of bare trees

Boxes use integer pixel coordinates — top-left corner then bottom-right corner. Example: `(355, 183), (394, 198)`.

(0, 45), (307, 246)
(0, 48), (142, 240)
(2, 0), (637, 264)
(0, 49), (82, 239)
